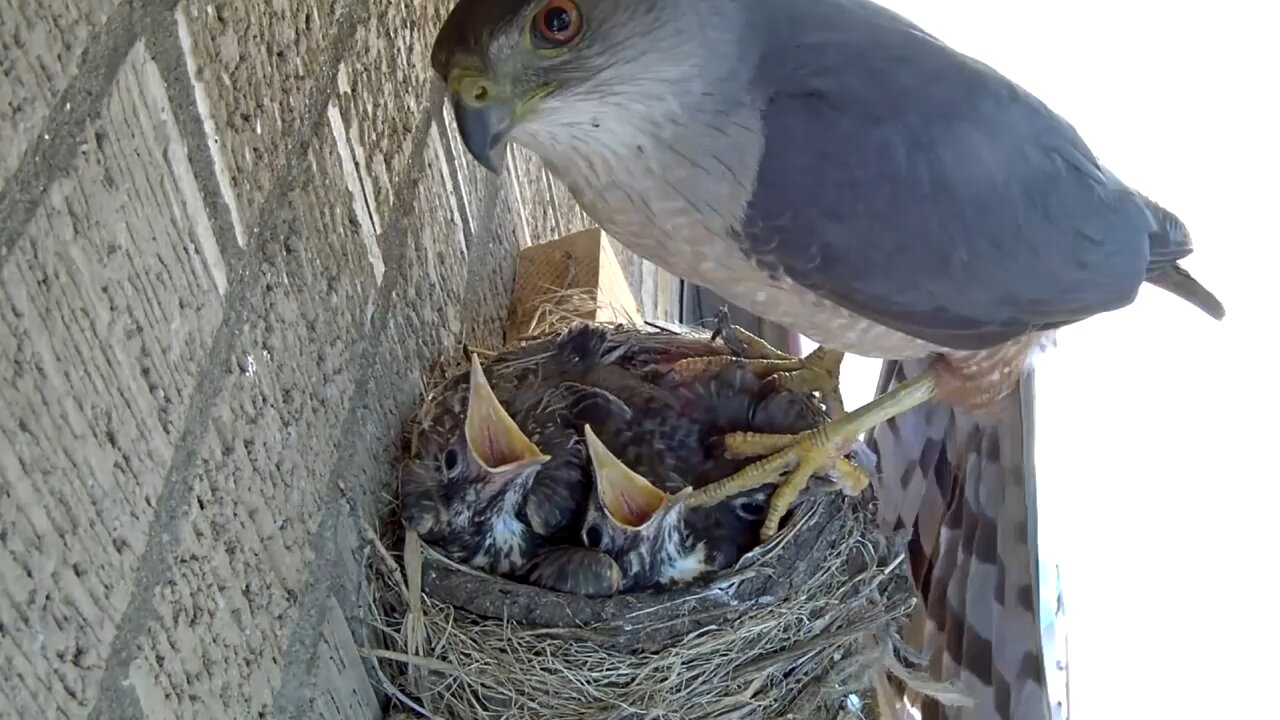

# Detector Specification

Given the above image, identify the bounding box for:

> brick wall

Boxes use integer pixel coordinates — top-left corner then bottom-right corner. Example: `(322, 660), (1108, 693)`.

(0, 1), (679, 717)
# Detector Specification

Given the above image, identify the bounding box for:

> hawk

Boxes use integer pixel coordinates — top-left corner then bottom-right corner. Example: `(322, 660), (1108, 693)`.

(429, 1), (1225, 715)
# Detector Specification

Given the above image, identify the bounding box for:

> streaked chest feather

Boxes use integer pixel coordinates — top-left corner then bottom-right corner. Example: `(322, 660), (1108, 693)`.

(657, 540), (711, 586)
(487, 511), (528, 572)
(466, 499), (530, 574)
(652, 513), (711, 587)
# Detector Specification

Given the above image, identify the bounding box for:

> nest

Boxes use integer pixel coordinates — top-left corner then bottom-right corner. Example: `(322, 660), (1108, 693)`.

(362, 291), (926, 719)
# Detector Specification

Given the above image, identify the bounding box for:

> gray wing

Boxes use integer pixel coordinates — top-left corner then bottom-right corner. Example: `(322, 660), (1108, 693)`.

(870, 358), (1058, 720)
(740, 0), (1163, 350)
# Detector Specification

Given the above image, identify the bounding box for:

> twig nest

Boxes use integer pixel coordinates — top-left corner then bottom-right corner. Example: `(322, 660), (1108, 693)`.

(371, 473), (914, 719)
(367, 314), (917, 718)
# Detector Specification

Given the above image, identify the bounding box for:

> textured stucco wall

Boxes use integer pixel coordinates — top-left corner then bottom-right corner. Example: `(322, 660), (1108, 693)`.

(0, 1), (679, 717)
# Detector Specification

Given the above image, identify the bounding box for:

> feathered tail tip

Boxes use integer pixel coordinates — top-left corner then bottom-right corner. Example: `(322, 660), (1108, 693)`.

(1147, 263), (1226, 320)
(874, 669), (917, 720)
(871, 629), (975, 720)
(873, 669), (973, 720)
(1139, 196), (1226, 321)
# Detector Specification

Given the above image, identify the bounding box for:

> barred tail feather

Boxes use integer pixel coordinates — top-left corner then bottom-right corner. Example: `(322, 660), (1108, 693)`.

(869, 358), (1061, 720)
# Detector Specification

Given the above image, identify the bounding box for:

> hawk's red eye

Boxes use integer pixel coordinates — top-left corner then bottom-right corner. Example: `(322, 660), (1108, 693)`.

(532, 0), (582, 48)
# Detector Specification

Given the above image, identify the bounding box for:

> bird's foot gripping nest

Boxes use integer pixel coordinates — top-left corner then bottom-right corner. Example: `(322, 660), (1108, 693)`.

(661, 308), (876, 541)
(668, 309), (942, 541)
(688, 369), (937, 540)
(671, 307), (847, 419)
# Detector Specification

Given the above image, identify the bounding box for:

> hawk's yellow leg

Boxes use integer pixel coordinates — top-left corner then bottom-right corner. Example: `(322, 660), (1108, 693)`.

(687, 371), (939, 539)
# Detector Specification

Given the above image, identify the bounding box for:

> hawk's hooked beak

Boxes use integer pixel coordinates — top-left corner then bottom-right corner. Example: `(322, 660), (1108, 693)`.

(448, 72), (514, 174)
(584, 425), (670, 529)
(453, 99), (512, 173)
(465, 354), (550, 489)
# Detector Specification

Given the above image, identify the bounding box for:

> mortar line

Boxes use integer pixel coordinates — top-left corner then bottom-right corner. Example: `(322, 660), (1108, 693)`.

(140, 9), (246, 267)
(87, 1), (373, 716)
(0, 0), (174, 274)
(269, 85), (446, 720)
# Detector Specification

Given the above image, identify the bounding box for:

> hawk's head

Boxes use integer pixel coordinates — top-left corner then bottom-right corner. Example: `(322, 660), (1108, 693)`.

(430, 0), (748, 172)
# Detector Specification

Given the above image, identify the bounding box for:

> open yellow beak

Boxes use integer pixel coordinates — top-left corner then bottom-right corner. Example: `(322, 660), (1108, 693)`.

(584, 424), (670, 528)
(464, 354), (550, 477)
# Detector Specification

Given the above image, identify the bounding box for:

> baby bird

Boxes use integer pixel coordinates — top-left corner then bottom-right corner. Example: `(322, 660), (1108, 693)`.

(401, 320), (873, 597)
(399, 350), (592, 585)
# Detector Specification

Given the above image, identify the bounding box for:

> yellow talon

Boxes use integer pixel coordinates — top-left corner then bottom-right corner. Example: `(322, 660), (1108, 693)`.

(670, 355), (804, 379)
(722, 432), (799, 458)
(687, 371), (939, 540)
(762, 345), (846, 419)
(719, 432), (872, 534)
(710, 316), (796, 362)
(685, 323), (848, 417)
(759, 436), (827, 538)
(831, 457), (873, 496)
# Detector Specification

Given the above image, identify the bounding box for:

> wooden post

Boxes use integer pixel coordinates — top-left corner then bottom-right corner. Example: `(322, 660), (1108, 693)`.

(504, 227), (644, 342)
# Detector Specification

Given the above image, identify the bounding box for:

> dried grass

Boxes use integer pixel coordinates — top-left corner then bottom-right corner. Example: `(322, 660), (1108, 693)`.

(361, 293), (932, 720)
(511, 286), (640, 343)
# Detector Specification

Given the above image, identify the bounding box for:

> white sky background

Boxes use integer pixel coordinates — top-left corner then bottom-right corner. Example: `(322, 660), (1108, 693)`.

(796, 2), (1278, 717)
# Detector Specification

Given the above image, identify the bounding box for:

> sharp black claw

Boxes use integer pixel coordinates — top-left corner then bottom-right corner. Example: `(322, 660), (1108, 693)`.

(841, 442), (876, 476)
(710, 305), (749, 356)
